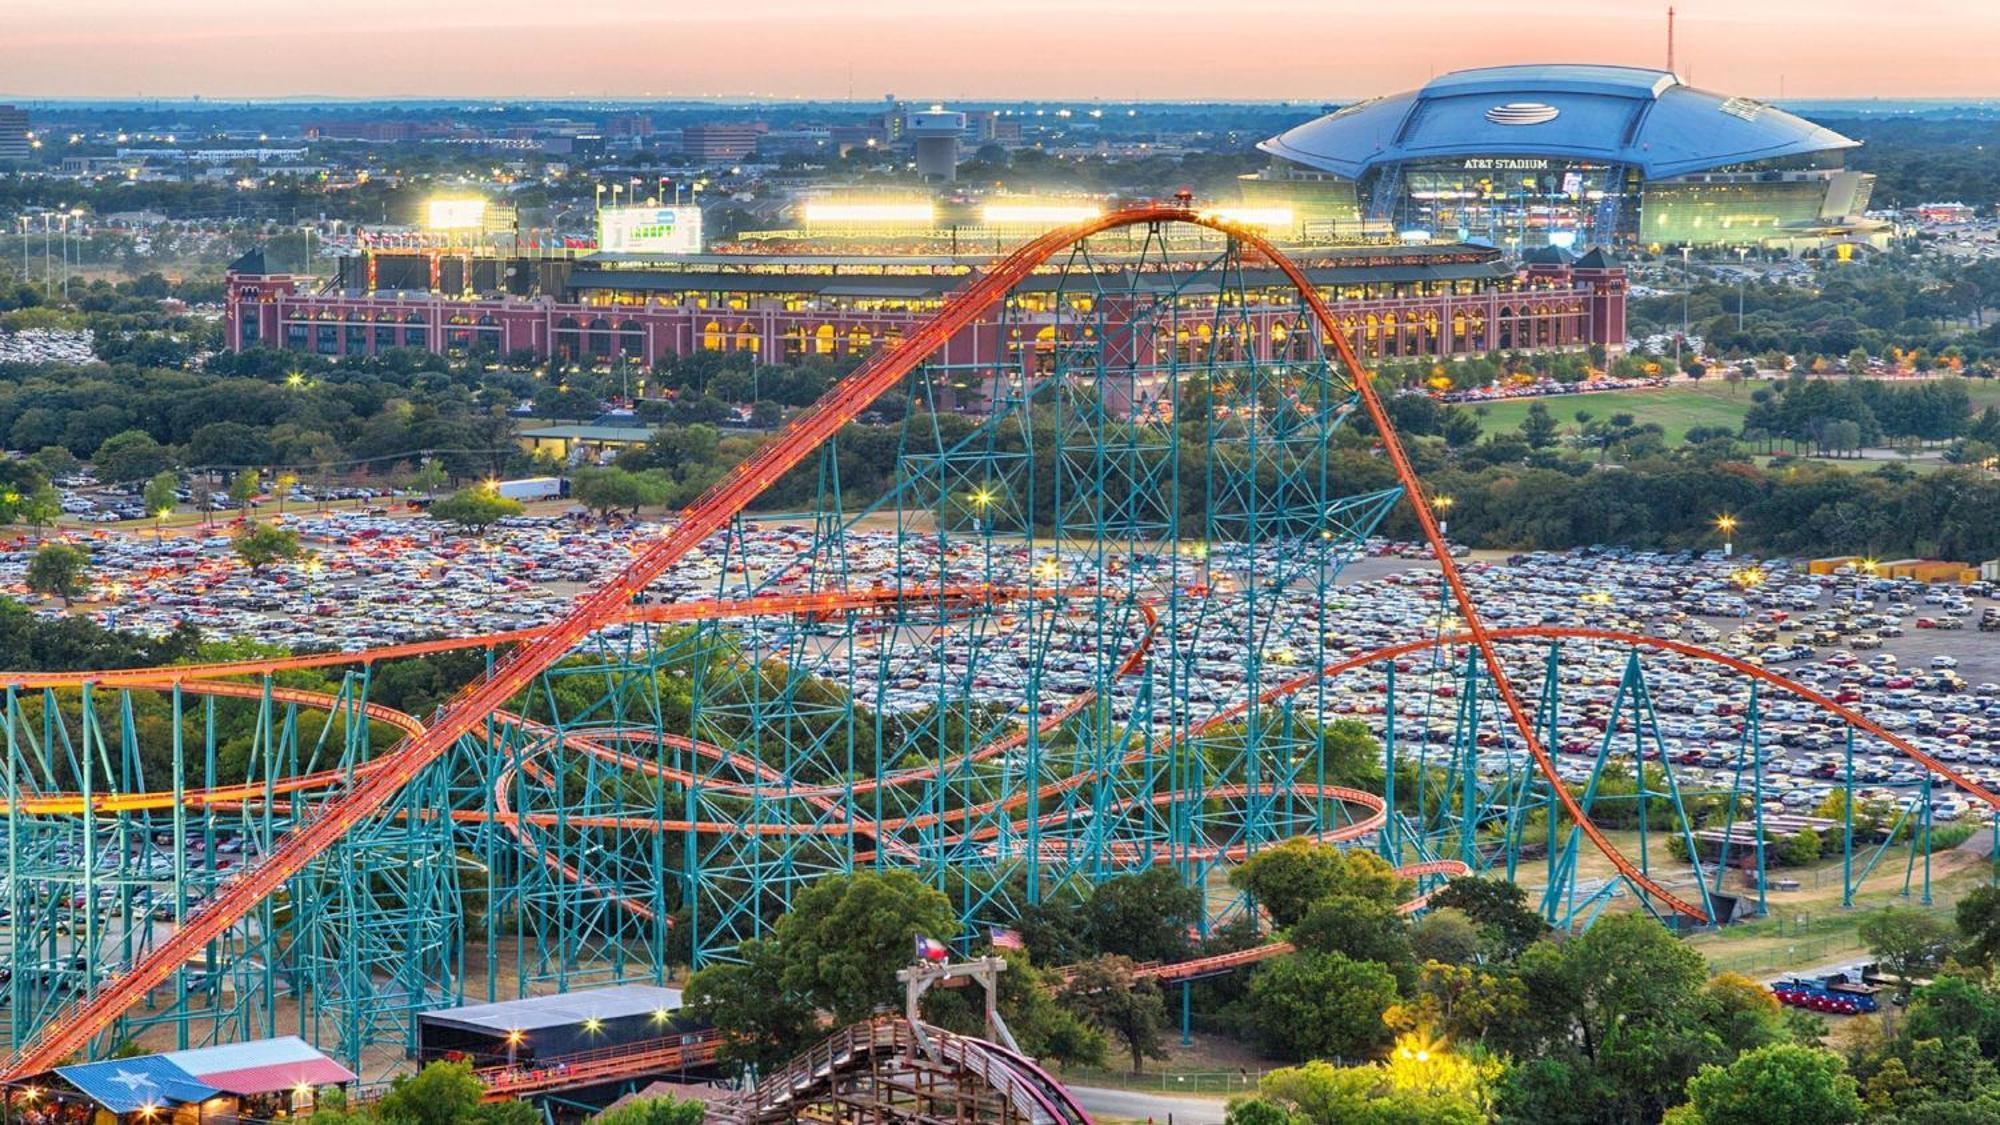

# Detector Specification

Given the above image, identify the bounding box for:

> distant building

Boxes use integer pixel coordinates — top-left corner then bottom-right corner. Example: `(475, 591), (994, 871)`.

(603, 113), (655, 139)
(0, 105), (30, 164)
(1261, 63), (1886, 252)
(1912, 202), (1977, 224)
(680, 123), (766, 163)
(907, 109), (964, 182)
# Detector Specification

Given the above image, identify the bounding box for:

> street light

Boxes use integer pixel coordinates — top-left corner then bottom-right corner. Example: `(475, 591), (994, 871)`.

(1714, 513), (1737, 557)
(154, 506), (172, 557)
(1432, 494), (1454, 538)
(1677, 245), (1692, 375)
(1735, 246), (1751, 331)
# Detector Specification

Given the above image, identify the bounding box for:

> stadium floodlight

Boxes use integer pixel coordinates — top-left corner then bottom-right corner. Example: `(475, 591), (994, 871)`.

(424, 198), (488, 230)
(801, 202), (937, 224)
(1198, 207), (1295, 227)
(981, 203), (1102, 225)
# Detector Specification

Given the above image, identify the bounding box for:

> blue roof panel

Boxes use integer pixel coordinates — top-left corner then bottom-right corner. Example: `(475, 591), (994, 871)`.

(1259, 64), (1858, 180)
(57, 1058), (220, 1114)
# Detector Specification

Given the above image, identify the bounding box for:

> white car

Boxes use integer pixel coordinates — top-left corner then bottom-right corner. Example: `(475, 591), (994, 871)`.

(1933, 655), (1960, 670)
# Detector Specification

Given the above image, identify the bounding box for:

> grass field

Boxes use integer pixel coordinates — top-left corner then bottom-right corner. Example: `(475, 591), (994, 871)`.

(1469, 377), (2000, 450)
(1470, 384), (1762, 445)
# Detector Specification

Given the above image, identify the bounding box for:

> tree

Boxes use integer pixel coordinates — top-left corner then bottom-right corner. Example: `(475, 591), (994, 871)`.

(428, 487), (524, 534)
(1251, 1056), (1489, 1125)
(683, 938), (818, 1075)
(1288, 894), (1412, 970)
(142, 471), (179, 519)
(274, 471), (300, 514)
(1859, 906), (1954, 995)
(228, 471), (262, 508)
(185, 421), (272, 470)
(1229, 838), (1407, 927)
(1082, 866), (1201, 963)
(1247, 950), (1398, 1061)
(374, 1060), (485, 1125)
(1385, 960), (1528, 1046)
(233, 521), (304, 571)
(409, 458), (449, 499)
(1409, 908), (1483, 965)
(26, 543), (91, 605)
(15, 484), (62, 539)
(571, 466), (670, 517)
(1059, 956), (1169, 1073)
(1031, 1007), (1109, 1071)
(1670, 1044), (1861, 1125)
(29, 445), (79, 480)
(1520, 402), (1561, 449)
(1509, 912), (1724, 1122)
(1955, 885), (2000, 966)
(592, 1095), (707, 1125)
(1426, 877), (1547, 959)
(772, 869), (957, 1025)
(94, 429), (172, 484)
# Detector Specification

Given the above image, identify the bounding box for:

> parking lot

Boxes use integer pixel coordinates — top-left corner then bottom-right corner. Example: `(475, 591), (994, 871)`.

(2, 513), (1995, 831)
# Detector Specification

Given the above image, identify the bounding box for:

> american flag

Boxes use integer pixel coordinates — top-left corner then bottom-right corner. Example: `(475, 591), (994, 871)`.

(989, 926), (1025, 951)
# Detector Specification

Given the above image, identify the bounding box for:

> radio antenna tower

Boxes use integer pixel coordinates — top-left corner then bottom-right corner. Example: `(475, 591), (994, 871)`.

(1667, 6), (1676, 74)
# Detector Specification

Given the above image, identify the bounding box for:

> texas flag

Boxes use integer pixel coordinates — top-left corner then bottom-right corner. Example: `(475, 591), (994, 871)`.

(915, 935), (950, 963)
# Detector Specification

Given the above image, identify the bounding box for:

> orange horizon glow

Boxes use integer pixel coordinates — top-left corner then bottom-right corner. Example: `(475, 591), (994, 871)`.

(3, 0), (1999, 101)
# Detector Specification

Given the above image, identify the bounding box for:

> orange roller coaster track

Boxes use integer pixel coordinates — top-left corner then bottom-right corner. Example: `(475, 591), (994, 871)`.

(3, 204), (1973, 1076)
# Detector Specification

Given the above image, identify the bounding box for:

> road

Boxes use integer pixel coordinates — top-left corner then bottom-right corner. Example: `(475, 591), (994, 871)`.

(1066, 1084), (1232, 1124)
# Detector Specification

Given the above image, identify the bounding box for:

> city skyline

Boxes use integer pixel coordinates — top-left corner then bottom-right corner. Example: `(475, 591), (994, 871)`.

(5, 0), (2000, 101)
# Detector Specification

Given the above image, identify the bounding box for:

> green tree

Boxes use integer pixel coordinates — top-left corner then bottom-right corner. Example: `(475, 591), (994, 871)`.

(1247, 950), (1398, 1061)
(592, 1094), (707, 1125)
(1082, 866), (1202, 963)
(1385, 960), (1528, 1047)
(1520, 401), (1561, 449)
(1408, 908), (1483, 965)
(1956, 885), (2000, 967)
(1223, 1096), (1297, 1125)
(26, 543), (91, 605)
(14, 484), (62, 539)
(682, 938), (818, 1075)
(1288, 894), (1412, 971)
(1426, 877), (1547, 959)
(572, 466), (670, 517)
(1859, 907), (1954, 996)
(1229, 838), (1407, 927)
(142, 470), (179, 518)
(773, 869), (957, 1024)
(428, 487), (525, 534)
(233, 521), (305, 571)
(94, 429), (173, 483)
(409, 458), (449, 499)
(1508, 912), (1724, 1122)
(374, 1060), (485, 1125)
(228, 471), (262, 508)
(29, 445), (79, 480)
(1670, 1044), (1861, 1125)
(1059, 955), (1170, 1073)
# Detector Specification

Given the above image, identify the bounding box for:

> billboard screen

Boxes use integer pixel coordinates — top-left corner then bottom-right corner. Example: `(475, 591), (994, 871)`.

(425, 198), (489, 231)
(597, 206), (703, 254)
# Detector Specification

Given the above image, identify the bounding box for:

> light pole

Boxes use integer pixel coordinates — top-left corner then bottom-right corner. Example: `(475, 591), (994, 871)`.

(1715, 512), (1737, 558)
(1433, 494), (1454, 539)
(154, 507), (172, 558)
(1735, 246), (1750, 331)
(1677, 245), (1692, 375)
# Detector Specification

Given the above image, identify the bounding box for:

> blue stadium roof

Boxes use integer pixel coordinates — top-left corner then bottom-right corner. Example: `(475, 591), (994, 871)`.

(1259, 64), (1859, 181)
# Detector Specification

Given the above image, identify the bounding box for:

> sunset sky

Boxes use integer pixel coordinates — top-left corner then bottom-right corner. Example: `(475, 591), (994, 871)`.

(5, 0), (1997, 101)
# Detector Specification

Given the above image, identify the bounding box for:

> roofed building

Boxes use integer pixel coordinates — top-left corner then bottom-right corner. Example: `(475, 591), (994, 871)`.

(1257, 64), (1885, 253)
